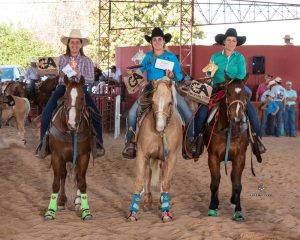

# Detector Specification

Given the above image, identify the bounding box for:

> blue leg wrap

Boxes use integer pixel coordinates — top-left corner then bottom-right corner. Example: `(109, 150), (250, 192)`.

(129, 193), (141, 212)
(161, 192), (170, 212)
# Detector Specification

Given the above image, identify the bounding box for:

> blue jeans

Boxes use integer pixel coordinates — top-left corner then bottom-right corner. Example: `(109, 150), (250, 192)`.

(261, 109), (268, 137)
(266, 114), (275, 136)
(125, 91), (193, 142)
(275, 101), (284, 137)
(40, 84), (103, 147)
(284, 105), (296, 136)
(29, 79), (37, 102)
(194, 99), (261, 138)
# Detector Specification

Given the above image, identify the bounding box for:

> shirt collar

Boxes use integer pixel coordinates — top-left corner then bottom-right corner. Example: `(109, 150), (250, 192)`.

(221, 49), (237, 56)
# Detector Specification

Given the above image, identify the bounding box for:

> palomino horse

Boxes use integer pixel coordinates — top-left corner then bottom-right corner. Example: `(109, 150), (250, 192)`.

(127, 77), (182, 223)
(44, 76), (93, 220)
(204, 73), (249, 221)
(0, 95), (30, 143)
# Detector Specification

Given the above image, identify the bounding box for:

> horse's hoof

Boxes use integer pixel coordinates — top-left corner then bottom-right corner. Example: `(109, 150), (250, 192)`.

(127, 211), (138, 222)
(44, 209), (56, 220)
(161, 211), (173, 223)
(208, 209), (218, 217)
(232, 211), (244, 221)
(81, 209), (93, 220)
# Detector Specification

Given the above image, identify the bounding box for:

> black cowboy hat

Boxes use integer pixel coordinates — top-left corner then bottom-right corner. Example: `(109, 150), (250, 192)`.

(215, 28), (246, 46)
(144, 27), (172, 44)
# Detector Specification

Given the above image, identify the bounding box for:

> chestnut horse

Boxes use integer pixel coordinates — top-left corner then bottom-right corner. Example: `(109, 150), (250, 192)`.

(204, 74), (249, 221)
(44, 76), (93, 220)
(36, 76), (59, 114)
(1, 81), (28, 98)
(127, 77), (182, 223)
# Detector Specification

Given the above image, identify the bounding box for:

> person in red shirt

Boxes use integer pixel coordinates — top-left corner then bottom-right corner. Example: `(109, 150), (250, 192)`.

(256, 74), (273, 101)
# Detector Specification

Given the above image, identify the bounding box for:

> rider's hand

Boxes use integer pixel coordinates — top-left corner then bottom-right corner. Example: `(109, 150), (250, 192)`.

(127, 69), (134, 75)
(166, 69), (174, 79)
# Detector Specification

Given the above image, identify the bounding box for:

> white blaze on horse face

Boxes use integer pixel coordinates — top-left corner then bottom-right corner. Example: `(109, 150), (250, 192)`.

(68, 88), (78, 129)
(236, 102), (241, 117)
(235, 87), (242, 94)
(156, 96), (166, 132)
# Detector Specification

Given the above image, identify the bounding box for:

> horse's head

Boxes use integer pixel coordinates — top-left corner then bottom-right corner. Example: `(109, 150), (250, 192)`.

(224, 73), (248, 124)
(151, 78), (176, 133)
(63, 75), (86, 131)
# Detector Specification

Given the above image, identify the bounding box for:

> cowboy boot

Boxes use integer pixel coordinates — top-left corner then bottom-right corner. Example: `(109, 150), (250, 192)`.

(35, 133), (50, 159)
(251, 134), (266, 163)
(96, 143), (105, 158)
(122, 141), (136, 159)
(193, 133), (205, 159)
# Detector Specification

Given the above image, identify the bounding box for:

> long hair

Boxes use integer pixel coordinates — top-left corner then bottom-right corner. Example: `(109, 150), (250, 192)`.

(66, 39), (86, 56)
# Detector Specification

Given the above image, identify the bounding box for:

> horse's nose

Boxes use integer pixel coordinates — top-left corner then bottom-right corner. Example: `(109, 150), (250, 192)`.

(156, 125), (165, 133)
(234, 116), (241, 123)
(67, 122), (77, 131)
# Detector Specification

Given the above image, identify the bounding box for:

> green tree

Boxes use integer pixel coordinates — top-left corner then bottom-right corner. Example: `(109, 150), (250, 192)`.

(0, 24), (54, 68)
(88, 1), (204, 66)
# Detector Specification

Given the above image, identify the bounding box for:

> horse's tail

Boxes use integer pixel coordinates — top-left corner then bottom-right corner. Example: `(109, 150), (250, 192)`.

(150, 158), (161, 188)
(65, 162), (78, 210)
(22, 97), (31, 117)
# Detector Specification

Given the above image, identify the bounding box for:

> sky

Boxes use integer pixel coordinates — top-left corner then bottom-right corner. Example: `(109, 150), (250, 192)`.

(0, 0), (299, 46)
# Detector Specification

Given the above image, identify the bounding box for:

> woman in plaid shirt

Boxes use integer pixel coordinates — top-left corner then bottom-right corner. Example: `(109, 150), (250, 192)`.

(37, 29), (105, 158)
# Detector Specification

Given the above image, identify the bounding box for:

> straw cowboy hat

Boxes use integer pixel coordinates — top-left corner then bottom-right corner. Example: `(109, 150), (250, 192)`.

(60, 29), (90, 46)
(267, 80), (276, 88)
(283, 34), (293, 40)
(215, 28), (246, 46)
(144, 27), (172, 43)
(274, 76), (282, 83)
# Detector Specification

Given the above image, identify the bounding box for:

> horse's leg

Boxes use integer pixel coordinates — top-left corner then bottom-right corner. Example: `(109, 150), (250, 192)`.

(143, 164), (152, 211)
(160, 153), (177, 223)
(231, 155), (246, 221)
(208, 154), (221, 217)
(77, 154), (93, 220)
(44, 154), (61, 220)
(127, 153), (147, 222)
(58, 162), (67, 209)
(15, 113), (26, 143)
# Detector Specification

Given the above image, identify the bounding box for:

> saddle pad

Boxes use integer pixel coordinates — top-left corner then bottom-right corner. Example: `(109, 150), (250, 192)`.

(188, 81), (213, 105)
(123, 69), (146, 94)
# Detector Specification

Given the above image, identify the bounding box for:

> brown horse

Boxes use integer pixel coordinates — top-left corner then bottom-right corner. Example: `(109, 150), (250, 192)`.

(44, 76), (93, 220)
(204, 74), (249, 221)
(36, 76), (59, 114)
(1, 81), (28, 98)
(127, 77), (182, 223)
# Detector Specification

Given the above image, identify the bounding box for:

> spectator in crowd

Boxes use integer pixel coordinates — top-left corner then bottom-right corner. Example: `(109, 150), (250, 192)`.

(283, 35), (294, 46)
(269, 77), (286, 137)
(260, 82), (272, 136)
(108, 65), (122, 85)
(25, 60), (39, 103)
(256, 74), (273, 101)
(284, 81), (297, 137)
(262, 94), (279, 136)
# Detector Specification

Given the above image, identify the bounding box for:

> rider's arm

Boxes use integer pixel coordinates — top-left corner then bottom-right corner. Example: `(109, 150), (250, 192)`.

(172, 54), (183, 81)
(236, 54), (246, 80)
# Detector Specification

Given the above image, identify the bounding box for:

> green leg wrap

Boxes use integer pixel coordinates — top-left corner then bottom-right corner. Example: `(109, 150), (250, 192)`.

(232, 211), (244, 221)
(44, 193), (58, 220)
(208, 209), (218, 217)
(80, 193), (93, 220)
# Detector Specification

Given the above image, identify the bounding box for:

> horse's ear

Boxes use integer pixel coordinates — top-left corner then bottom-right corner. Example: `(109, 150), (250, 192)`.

(63, 75), (69, 86)
(152, 80), (158, 89)
(80, 76), (85, 86)
(243, 72), (249, 84)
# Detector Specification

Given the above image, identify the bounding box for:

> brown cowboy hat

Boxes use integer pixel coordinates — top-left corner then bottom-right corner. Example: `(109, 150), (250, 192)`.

(144, 27), (172, 43)
(60, 29), (90, 46)
(215, 28), (246, 46)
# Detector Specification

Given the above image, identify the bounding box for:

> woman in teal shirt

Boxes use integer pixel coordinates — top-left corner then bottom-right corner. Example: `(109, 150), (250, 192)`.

(193, 28), (266, 158)
(122, 28), (193, 159)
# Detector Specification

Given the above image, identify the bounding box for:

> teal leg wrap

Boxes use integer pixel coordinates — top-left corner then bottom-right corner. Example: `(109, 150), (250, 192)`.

(129, 193), (141, 212)
(161, 192), (170, 212)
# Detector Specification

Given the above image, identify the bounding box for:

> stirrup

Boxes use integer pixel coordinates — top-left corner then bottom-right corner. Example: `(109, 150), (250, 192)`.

(122, 142), (136, 159)
(35, 135), (50, 159)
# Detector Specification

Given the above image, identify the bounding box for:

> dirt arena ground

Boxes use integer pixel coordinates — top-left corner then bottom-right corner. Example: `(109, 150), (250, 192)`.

(0, 125), (299, 240)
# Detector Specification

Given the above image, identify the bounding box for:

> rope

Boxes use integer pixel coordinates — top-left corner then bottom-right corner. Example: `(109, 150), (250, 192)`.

(72, 132), (78, 165)
(224, 124), (232, 175)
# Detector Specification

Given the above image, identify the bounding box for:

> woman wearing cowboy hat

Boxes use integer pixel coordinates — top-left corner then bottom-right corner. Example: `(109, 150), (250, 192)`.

(36, 29), (105, 158)
(122, 27), (193, 159)
(193, 28), (266, 158)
